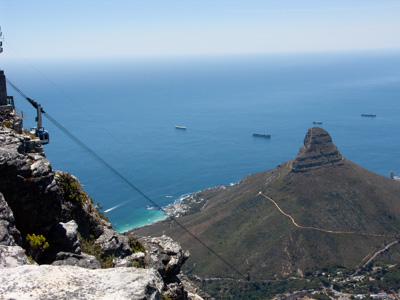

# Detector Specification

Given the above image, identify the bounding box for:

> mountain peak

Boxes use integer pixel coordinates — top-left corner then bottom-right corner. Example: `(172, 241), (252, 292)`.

(292, 127), (343, 172)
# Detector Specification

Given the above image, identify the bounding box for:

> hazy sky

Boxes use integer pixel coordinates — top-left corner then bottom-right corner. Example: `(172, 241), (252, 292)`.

(1, 0), (400, 58)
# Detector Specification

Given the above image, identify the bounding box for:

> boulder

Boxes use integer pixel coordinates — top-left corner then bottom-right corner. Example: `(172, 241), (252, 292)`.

(52, 252), (101, 269)
(113, 252), (146, 268)
(0, 265), (164, 300)
(139, 235), (190, 281)
(164, 282), (188, 299)
(48, 220), (81, 255)
(0, 245), (31, 267)
(96, 227), (132, 258)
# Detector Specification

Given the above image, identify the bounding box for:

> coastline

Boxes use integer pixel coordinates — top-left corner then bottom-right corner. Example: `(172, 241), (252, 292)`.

(123, 193), (200, 234)
(124, 182), (242, 234)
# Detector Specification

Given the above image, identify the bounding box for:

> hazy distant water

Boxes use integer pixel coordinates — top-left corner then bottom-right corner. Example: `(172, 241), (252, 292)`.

(2, 50), (400, 232)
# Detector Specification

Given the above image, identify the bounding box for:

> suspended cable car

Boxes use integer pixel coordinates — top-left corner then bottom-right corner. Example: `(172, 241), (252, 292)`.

(30, 103), (50, 145)
(35, 128), (49, 145)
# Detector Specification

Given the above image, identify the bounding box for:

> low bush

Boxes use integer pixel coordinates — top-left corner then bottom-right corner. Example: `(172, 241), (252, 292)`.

(26, 233), (49, 262)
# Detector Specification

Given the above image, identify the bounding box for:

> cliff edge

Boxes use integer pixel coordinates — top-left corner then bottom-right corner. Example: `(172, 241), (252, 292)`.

(0, 106), (207, 299)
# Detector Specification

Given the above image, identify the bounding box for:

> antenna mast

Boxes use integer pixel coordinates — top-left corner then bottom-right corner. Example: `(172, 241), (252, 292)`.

(0, 26), (3, 54)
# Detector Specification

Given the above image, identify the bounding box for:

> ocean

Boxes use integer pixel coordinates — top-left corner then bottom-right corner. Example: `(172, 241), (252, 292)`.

(2, 50), (400, 232)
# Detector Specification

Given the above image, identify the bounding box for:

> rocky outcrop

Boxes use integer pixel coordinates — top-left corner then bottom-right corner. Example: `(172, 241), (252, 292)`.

(96, 226), (133, 258)
(139, 235), (190, 281)
(52, 252), (102, 269)
(0, 126), (63, 237)
(0, 244), (31, 267)
(57, 171), (105, 240)
(0, 265), (164, 300)
(292, 126), (344, 172)
(0, 192), (31, 267)
(0, 192), (22, 246)
(138, 235), (193, 299)
(49, 220), (81, 255)
(0, 104), (22, 133)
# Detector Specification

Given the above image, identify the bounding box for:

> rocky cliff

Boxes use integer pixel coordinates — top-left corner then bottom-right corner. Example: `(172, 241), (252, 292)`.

(0, 105), (207, 300)
(291, 126), (344, 172)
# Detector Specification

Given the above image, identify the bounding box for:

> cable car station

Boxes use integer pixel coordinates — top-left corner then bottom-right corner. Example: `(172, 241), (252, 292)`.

(0, 26), (49, 145)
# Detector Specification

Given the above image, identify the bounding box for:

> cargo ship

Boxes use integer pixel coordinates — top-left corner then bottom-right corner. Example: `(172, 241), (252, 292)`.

(361, 113), (376, 117)
(253, 133), (271, 138)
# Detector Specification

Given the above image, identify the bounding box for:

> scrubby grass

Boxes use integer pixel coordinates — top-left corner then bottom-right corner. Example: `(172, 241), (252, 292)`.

(57, 172), (86, 205)
(78, 233), (114, 268)
(128, 236), (146, 253)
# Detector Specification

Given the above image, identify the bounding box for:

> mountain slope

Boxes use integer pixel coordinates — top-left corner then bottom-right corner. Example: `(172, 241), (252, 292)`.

(135, 127), (400, 278)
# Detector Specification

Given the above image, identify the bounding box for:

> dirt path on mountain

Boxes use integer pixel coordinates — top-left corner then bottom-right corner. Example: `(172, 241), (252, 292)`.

(258, 192), (390, 238)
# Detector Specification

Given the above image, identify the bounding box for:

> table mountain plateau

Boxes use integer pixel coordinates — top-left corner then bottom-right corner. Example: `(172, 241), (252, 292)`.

(135, 126), (400, 280)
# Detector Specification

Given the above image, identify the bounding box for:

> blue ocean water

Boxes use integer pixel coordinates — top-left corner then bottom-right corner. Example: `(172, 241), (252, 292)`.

(2, 50), (400, 232)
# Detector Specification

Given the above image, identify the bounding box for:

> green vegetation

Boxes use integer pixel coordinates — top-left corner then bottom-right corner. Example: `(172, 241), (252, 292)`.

(128, 235), (146, 253)
(57, 172), (86, 205)
(128, 235), (146, 268)
(135, 127), (400, 298)
(336, 264), (400, 294)
(198, 262), (400, 299)
(78, 233), (114, 268)
(1, 120), (12, 128)
(161, 294), (172, 300)
(25, 233), (49, 262)
(96, 202), (110, 222)
(200, 277), (321, 299)
(57, 172), (110, 222)
(23, 129), (37, 139)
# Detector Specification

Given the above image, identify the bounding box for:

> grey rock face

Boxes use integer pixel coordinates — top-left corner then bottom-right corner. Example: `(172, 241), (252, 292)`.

(0, 265), (164, 300)
(0, 245), (31, 267)
(56, 171), (106, 240)
(139, 235), (190, 281)
(0, 105), (23, 134)
(48, 220), (81, 256)
(0, 192), (31, 267)
(113, 252), (146, 268)
(0, 128), (63, 236)
(164, 282), (188, 299)
(96, 227), (133, 258)
(0, 192), (22, 246)
(292, 126), (344, 173)
(52, 252), (101, 269)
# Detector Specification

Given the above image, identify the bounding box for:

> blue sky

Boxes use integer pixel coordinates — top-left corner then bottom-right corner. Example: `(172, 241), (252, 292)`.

(1, 0), (400, 58)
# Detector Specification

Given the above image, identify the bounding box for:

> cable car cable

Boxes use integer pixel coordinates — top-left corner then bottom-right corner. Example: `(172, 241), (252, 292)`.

(44, 111), (245, 278)
(6, 79), (245, 279)
(4, 41), (136, 154)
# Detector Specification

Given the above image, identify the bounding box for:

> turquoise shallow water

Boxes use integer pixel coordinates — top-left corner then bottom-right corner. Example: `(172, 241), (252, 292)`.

(2, 50), (400, 232)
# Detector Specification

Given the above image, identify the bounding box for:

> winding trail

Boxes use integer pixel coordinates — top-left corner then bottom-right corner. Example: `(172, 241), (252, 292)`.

(258, 192), (390, 237)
